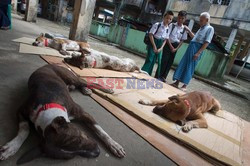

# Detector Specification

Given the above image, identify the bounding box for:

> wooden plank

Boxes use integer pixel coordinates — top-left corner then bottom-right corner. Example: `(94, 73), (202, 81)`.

(12, 37), (35, 45)
(40, 55), (67, 68)
(19, 43), (71, 58)
(93, 88), (243, 166)
(242, 121), (250, 166)
(91, 93), (212, 166)
(65, 62), (133, 78)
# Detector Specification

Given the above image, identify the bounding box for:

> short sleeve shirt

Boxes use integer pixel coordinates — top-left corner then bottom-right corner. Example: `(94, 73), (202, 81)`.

(192, 24), (214, 44)
(149, 22), (170, 40)
(169, 23), (188, 43)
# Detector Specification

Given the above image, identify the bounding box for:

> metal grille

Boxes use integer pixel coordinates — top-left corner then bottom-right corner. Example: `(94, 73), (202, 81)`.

(212, 0), (231, 6)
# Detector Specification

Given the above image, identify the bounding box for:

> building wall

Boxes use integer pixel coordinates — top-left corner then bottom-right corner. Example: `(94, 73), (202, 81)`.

(167, 0), (250, 31)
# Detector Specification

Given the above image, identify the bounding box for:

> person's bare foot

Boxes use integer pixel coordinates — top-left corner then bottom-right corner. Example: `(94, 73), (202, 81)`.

(180, 85), (187, 92)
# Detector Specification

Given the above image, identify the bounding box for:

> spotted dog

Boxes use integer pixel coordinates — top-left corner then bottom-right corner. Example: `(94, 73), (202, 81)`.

(0, 64), (125, 164)
(32, 33), (90, 56)
(139, 91), (221, 132)
(64, 49), (148, 74)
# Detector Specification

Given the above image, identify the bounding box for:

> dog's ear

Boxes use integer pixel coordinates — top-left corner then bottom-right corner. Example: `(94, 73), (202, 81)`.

(42, 142), (75, 159)
(168, 95), (180, 103)
(81, 47), (91, 54)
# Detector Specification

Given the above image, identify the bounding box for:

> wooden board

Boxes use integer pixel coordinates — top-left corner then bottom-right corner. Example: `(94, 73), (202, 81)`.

(12, 37), (35, 45)
(65, 62), (133, 78)
(91, 93), (212, 166)
(19, 43), (71, 58)
(93, 87), (244, 166)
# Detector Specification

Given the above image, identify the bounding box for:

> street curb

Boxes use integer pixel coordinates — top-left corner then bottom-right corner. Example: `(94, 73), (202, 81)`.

(89, 34), (249, 101)
(193, 75), (249, 100)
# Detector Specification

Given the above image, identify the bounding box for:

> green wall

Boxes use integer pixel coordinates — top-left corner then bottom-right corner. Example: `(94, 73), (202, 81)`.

(90, 20), (110, 38)
(90, 23), (229, 78)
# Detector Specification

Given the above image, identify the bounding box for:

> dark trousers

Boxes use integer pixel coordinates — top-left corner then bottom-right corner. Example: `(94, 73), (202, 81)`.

(155, 42), (179, 79)
(0, 4), (10, 28)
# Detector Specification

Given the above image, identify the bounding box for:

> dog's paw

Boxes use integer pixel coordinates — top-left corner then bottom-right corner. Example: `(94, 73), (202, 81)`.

(59, 50), (70, 56)
(81, 87), (92, 95)
(104, 89), (114, 94)
(176, 120), (186, 126)
(138, 99), (152, 105)
(182, 123), (193, 132)
(0, 144), (17, 160)
(67, 85), (76, 91)
(109, 141), (126, 158)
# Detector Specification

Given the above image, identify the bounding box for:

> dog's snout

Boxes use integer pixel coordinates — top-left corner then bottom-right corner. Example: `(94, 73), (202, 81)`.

(153, 106), (161, 114)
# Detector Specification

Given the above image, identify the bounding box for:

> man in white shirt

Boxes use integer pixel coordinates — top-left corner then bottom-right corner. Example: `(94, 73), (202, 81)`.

(156, 11), (188, 81)
(141, 11), (174, 78)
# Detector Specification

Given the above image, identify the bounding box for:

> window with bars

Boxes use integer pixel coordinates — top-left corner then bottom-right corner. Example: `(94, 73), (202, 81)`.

(212, 0), (231, 6)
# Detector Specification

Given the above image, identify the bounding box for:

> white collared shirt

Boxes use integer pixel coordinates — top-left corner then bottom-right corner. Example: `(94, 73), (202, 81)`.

(169, 23), (188, 43)
(149, 22), (170, 40)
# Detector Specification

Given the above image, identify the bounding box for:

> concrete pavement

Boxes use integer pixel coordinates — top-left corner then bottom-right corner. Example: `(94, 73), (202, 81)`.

(0, 14), (175, 166)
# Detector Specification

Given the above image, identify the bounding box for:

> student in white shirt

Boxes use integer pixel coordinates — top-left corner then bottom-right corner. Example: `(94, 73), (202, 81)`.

(141, 11), (174, 77)
(156, 10), (188, 81)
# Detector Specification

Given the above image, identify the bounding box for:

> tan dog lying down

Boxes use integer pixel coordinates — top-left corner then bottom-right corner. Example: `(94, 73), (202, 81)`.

(32, 33), (90, 56)
(139, 91), (221, 132)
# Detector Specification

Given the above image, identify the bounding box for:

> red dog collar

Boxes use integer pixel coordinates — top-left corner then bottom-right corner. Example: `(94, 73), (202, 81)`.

(35, 103), (66, 120)
(92, 59), (96, 68)
(184, 99), (191, 110)
(44, 39), (48, 47)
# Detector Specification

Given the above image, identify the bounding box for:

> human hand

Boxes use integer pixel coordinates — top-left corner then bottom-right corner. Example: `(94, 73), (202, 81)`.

(193, 52), (200, 60)
(153, 47), (158, 53)
(171, 48), (177, 53)
(157, 48), (162, 53)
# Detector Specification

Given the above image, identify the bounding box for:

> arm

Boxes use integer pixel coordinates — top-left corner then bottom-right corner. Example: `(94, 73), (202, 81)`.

(157, 40), (167, 53)
(173, 40), (184, 52)
(193, 42), (209, 60)
(167, 39), (175, 51)
(184, 25), (195, 39)
(149, 33), (158, 53)
(193, 27), (214, 60)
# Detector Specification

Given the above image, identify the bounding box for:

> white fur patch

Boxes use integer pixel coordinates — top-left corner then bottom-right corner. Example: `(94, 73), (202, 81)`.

(30, 106), (70, 135)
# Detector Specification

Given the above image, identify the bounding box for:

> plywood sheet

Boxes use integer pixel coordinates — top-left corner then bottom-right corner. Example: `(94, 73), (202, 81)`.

(13, 37), (35, 45)
(19, 43), (71, 58)
(66, 63), (133, 78)
(91, 93), (212, 166)
(93, 88), (244, 166)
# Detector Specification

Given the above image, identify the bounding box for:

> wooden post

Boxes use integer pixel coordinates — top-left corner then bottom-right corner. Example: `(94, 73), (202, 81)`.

(238, 41), (250, 60)
(12, 0), (18, 13)
(226, 36), (244, 74)
(69, 0), (96, 41)
(25, 0), (38, 22)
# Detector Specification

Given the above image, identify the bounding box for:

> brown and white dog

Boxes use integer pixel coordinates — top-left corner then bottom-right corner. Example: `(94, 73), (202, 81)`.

(0, 64), (125, 164)
(32, 33), (90, 56)
(64, 50), (148, 74)
(139, 91), (221, 132)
